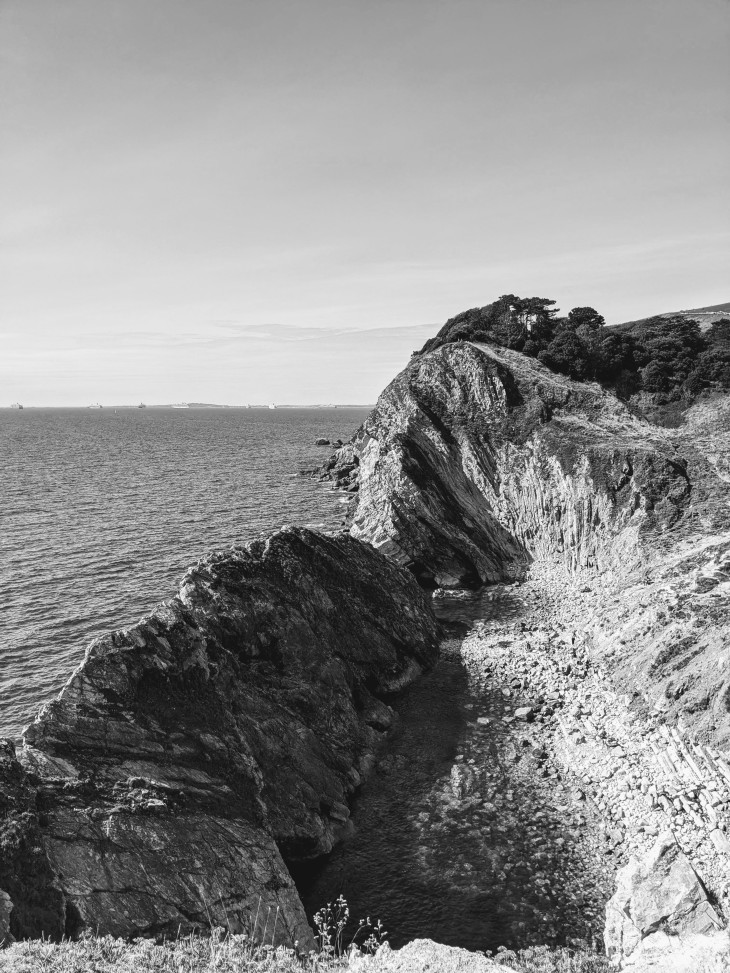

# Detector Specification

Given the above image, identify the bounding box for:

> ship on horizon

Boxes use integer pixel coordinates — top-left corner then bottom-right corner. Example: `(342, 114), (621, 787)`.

(88, 403), (103, 409)
(138, 402), (146, 409)
(10, 402), (23, 410)
(268, 402), (276, 410)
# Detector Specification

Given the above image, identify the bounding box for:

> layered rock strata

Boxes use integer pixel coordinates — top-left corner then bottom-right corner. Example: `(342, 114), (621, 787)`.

(586, 394), (730, 746)
(0, 527), (439, 943)
(320, 341), (690, 588)
(321, 342), (730, 746)
(316, 334), (730, 960)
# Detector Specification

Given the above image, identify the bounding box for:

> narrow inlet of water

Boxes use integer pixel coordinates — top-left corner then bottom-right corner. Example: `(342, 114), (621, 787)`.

(292, 591), (605, 954)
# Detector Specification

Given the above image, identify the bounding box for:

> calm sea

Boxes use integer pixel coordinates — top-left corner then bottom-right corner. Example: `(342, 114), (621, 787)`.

(0, 407), (368, 739)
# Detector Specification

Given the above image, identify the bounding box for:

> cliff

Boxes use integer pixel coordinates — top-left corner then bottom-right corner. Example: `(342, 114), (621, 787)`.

(321, 339), (730, 745)
(1, 528), (439, 942)
(587, 393), (730, 745)
(4, 308), (730, 955)
(322, 341), (690, 586)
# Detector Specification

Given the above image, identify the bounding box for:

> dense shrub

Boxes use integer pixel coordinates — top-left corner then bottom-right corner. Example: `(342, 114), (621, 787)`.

(418, 298), (730, 403)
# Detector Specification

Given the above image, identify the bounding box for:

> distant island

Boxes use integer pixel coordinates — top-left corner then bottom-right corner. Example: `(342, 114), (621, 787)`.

(146, 403), (375, 410)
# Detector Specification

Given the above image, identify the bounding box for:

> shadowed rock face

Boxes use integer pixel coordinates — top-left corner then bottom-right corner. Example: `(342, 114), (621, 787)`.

(1, 528), (439, 944)
(0, 741), (65, 940)
(324, 341), (690, 588)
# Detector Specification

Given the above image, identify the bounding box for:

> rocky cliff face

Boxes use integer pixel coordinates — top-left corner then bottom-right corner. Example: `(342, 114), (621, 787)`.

(322, 341), (690, 588)
(0, 527), (438, 943)
(4, 320), (729, 954)
(586, 393), (730, 747)
(321, 341), (730, 746)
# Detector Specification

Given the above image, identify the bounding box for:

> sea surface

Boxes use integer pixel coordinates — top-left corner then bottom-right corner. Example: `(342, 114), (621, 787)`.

(0, 407), (368, 738)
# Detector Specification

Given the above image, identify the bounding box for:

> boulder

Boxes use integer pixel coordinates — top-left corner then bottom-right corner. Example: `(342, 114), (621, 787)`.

(350, 939), (502, 971)
(6, 527), (439, 944)
(315, 438), (331, 445)
(604, 831), (723, 966)
(618, 931), (730, 972)
(449, 764), (475, 798)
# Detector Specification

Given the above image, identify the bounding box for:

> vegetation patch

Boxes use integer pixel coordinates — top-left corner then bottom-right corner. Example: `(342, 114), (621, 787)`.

(0, 934), (617, 973)
(418, 296), (730, 414)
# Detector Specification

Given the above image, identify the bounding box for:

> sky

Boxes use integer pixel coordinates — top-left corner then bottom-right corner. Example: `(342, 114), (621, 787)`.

(1, 0), (728, 405)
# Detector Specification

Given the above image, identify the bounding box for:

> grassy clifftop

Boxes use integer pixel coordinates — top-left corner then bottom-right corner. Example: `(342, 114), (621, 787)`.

(417, 295), (730, 422)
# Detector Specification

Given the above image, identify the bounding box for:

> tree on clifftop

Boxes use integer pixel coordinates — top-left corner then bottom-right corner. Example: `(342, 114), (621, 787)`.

(499, 295), (559, 347)
(567, 306), (606, 331)
(538, 327), (592, 380)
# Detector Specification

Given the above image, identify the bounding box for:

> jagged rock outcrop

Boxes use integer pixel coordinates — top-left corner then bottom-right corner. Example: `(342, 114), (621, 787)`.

(1, 528), (438, 943)
(604, 832), (723, 967)
(322, 341), (690, 588)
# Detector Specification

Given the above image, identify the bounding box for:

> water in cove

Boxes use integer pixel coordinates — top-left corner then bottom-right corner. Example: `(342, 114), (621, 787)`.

(294, 593), (603, 954)
(0, 407), (368, 738)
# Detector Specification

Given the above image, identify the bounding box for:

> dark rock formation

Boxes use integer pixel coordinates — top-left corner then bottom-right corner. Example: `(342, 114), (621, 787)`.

(1, 528), (438, 943)
(0, 741), (65, 940)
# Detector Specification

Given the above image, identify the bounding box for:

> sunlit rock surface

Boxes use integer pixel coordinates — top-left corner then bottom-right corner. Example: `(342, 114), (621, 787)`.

(605, 832), (723, 967)
(1, 528), (438, 943)
(587, 394), (730, 746)
(324, 341), (730, 745)
(350, 938), (503, 971)
(325, 342), (690, 588)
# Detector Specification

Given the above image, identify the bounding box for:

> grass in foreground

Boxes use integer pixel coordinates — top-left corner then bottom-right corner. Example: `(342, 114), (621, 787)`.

(0, 936), (615, 973)
(0, 897), (614, 972)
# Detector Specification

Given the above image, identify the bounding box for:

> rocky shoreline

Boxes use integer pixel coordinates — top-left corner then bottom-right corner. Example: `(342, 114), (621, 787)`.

(510, 565), (730, 906)
(454, 562), (730, 965)
(297, 556), (730, 963)
(307, 332), (730, 963)
(3, 317), (730, 969)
